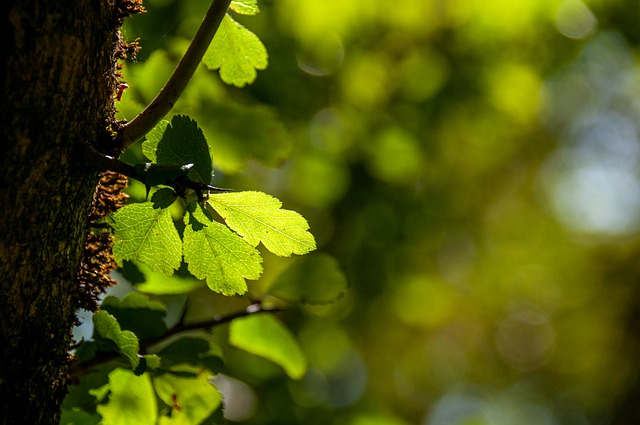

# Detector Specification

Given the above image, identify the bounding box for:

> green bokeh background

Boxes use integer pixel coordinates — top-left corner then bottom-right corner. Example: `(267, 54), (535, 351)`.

(115, 0), (640, 423)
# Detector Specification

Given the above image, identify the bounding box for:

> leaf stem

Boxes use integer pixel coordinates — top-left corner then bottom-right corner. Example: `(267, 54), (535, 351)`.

(116, 0), (232, 148)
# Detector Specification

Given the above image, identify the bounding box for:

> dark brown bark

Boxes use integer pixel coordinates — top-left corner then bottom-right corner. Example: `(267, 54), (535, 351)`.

(0, 1), (123, 423)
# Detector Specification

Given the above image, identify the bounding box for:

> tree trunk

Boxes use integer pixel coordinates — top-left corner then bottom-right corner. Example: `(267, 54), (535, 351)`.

(0, 1), (124, 423)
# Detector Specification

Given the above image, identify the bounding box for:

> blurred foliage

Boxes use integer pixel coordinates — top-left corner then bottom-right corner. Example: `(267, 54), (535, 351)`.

(101, 0), (640, 423)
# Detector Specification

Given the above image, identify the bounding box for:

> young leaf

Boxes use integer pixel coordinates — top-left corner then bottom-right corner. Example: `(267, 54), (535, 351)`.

(111, 202), (182, 276)
(207, 191), (316, 257)
(230, 0), (259, 15)
(92, 311), (140, 370)
(101, 293), (168, 341)
(183, 202), (263, 295)
(203, 15), (268, 87)
(142, 115), (214, 184)
(97, 368), (157, 425)
(229, 314), (307, 379)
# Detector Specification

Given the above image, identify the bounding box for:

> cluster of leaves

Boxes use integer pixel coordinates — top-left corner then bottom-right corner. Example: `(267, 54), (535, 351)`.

(63, 292), (310, 424)
(64, 112), (336, 421)
(63, 1), (348, 423)
(112, 115), (316, 295)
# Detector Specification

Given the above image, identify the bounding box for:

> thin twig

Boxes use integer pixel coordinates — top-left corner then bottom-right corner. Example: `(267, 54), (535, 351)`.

(117, 0), (232, 148)
(69, 302), (283, 378)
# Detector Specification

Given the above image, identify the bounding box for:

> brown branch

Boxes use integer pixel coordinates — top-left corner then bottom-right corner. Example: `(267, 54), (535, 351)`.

(116, 0), (232, 148)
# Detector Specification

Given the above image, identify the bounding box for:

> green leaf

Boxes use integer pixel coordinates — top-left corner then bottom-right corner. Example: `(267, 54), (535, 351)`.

(111, 202), (182, 276)
(154, 366), (222, 425)
(269, 253), (348, 305)
(101, 293), (168, 341)
(230, 0), (259, 15)
(142, 115), (214, 184)
(203, 15), (268, 87)
(183, 202), (263, 295)
(207, 191), (316, 256)
(229, 314), (307, 379)
(92, 311), (140, 370)
(97, 368), (157, 425)
(142, 120), (168, 162)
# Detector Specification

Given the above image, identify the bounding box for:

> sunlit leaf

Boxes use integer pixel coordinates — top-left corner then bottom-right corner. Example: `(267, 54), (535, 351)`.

(183, 202), (263, 295)
(111, 202), (182, 276)
(203, 15), (268, 87)
(207, 191), (316, 256)
(154, 366), (222, 425)
(229, 314), (307, 379)
(97, 368), (157, 425)
(230, 0), (259, 15)
(92, 311), (140, 370)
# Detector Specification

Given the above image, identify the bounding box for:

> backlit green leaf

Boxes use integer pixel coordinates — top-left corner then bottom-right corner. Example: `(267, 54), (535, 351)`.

(230, 0), (259, 15)
(111, 202), (182, 276)
(142, 115), (213, 184)
(203, 15), (268, 87)
(154, 366), (222, 425)
(97, 368), (157, 425)
(92, 311), (140, 370)
(230, 314), (307, 379)
(183, 202), (263, 295)
(207, 191), (316, 256)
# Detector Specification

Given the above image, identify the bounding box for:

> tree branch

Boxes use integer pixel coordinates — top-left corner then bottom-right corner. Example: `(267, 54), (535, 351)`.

(116, 0), (232, 148)
(84, 144), (230, 196)
(69, 302), (283, 378)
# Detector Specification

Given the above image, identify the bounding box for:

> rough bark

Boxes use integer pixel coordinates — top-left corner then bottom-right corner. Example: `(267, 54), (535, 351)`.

(0, 1), (123, 423)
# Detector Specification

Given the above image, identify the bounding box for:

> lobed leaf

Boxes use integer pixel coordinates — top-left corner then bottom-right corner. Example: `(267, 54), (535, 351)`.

(183, 202), (263, 295)
(111, 203), (182, 276)
(92, 311), (140, 370)
(229, 314), (307, 379)
(142, 115), (213, 184)
(207, 191), (316, 257)
(203, 15), (268, 87)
